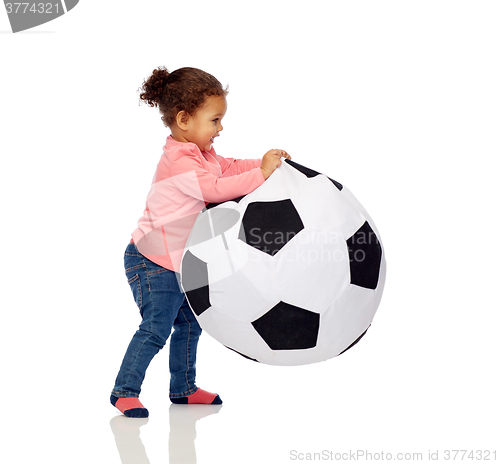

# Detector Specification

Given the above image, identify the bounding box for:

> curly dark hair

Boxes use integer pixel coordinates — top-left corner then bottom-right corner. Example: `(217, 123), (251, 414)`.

(138, 66), (228, 128)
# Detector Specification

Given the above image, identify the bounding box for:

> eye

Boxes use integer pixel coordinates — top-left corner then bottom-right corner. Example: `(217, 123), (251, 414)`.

(212, 118), (219, 123)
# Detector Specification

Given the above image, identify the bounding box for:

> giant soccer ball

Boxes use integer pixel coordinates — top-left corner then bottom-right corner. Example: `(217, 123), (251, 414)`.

(180, 159), (386, 366)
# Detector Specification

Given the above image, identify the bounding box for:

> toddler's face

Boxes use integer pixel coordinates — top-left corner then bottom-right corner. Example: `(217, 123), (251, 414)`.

(186, 96), (227, 152)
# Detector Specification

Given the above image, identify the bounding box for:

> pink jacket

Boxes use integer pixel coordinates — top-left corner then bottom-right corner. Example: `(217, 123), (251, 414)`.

(131, 136), (265, 272)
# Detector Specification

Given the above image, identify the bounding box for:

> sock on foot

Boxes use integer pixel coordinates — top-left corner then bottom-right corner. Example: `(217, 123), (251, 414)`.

(170, 388), (222, 405)
(111, 395), (149, 418)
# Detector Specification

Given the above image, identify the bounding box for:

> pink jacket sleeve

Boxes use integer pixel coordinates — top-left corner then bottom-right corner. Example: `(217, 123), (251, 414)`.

(217, 156), (262, 178)
(170, 149), (265, 204)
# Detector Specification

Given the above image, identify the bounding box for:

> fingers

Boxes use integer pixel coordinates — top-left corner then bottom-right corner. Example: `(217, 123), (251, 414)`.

(278, 149), (291, 160)
(269, 149), (291, 159)
(260, 148), (291, 180)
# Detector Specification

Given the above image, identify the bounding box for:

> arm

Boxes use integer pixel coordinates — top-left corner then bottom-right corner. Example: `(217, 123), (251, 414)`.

(217, 156), (261, 178)
(218, 149), (291, 180)
(171, 150), (265, 204)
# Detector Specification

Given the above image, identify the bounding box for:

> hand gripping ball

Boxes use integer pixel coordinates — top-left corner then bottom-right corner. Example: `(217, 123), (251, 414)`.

(180, 159), (386, 365)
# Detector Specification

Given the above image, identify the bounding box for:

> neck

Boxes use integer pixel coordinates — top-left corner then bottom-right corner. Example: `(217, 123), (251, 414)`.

(170, 125), (188, 144)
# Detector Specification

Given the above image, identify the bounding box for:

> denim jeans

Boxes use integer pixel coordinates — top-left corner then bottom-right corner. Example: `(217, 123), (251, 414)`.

(111, 242), (202, 399)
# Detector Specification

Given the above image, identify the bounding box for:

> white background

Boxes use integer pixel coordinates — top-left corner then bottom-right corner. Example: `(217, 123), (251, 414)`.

(1, 1), (499, 463)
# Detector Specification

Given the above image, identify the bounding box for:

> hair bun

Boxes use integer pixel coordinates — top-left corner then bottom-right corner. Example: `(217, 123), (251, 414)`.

(138, 66), (227, 129)
(138, 66), (170, 108)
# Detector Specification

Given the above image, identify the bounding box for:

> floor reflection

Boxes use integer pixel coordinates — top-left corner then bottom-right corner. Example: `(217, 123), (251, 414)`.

(110, 416), (150, 464)
(110, 404), (222, 464)
(169, 404), (222, 463)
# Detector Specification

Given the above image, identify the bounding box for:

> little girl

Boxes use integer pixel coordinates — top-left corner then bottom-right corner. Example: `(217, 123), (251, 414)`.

(111, 66), (290, 418)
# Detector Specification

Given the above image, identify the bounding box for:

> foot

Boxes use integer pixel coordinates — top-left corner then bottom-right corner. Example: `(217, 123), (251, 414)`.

(111, 395), (149, 418)
(170, 388), (222, 405)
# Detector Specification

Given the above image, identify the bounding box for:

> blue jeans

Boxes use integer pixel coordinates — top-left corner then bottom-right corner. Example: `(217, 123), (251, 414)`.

(111, 242), (202, 399)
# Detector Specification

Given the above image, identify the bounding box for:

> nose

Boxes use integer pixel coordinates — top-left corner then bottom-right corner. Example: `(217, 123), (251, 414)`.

(218, 120), (223, 132)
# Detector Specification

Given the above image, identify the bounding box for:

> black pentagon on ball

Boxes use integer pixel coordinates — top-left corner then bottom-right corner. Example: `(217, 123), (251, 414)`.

(238, 199), (304, 256)
(346, 221), (382, 290)
(181, 250), (211, 316)
(338, 326), (370, 356)
(251, 301), (320, 350)
(225, 346), (260, 362)
(205, 195), (245, 210)
(284, 159), (343, 191)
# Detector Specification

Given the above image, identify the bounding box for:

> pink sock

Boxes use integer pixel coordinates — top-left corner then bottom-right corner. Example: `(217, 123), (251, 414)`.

(111, 396), (149, 418)
(170, 388), (222, 404)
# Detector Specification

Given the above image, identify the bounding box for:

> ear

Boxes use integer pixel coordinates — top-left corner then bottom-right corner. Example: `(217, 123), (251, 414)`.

(175, 110), (190, 130)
